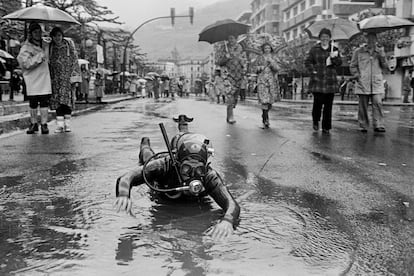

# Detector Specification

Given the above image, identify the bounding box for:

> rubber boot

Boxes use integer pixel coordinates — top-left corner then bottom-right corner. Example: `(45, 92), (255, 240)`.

(226, 104), (236, 124)
(262, 110), (269, 128)
(64, 115), (72, 132)
(40, 107), (49, 134)
(55, 116), (65, 133)
(27, 109), (39, 134)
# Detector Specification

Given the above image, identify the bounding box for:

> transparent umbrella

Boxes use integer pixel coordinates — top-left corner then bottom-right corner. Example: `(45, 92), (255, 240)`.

(305, 18), (360, 41)
(0, 49), (14, 59)
(2, 4), (80, 25)
(358, 15), (414, 33)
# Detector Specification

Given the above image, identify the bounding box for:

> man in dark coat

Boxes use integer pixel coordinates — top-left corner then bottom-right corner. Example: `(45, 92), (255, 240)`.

(305, 28), (342, 134)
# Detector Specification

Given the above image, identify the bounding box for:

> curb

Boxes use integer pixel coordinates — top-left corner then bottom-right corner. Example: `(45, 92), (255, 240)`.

(0, 96), (136, 136)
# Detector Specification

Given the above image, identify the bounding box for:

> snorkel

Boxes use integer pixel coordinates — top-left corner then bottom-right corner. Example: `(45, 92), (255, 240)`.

(142, 123), (212, 196)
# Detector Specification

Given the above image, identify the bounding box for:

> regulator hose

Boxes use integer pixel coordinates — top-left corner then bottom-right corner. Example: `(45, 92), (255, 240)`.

(142, 151), (189, 193)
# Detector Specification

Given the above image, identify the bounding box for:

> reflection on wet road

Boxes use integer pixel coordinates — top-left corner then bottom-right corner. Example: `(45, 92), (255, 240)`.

(0, 98), (413, 275)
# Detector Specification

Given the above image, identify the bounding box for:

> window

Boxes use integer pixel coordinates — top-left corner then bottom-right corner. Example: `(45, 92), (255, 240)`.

(293, 28), (298, 38)
(310, 0), (315, 5)
(273, 23), (279, 34)
(285, 31), (290, 41)
(293, 6), (298, 16)
(300, 1), (306, 11)
(273, 6), (279, 15)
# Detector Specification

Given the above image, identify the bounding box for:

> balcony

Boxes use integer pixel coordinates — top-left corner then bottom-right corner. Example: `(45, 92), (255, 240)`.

(282, 6), (322, 31)
(332, 2), (376, 16)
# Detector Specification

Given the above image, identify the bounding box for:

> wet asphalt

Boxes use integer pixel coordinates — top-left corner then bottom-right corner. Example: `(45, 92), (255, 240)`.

(0, 97), (413, 275)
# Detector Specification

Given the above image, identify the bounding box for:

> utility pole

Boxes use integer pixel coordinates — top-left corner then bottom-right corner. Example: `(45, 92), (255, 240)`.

(120, 7), (194, 93)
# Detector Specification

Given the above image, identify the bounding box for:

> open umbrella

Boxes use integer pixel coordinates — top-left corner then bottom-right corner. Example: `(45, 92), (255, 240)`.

(147, 72), (160, 78)
(78, 59), (89, 66)
(358, 15), (414, 33)
(0, 49), (14, 59)
(199, 19), (250, 44)
(238, 33), (287, 55)
(305, 18), (360, 41)
(2, 4), (80, 25)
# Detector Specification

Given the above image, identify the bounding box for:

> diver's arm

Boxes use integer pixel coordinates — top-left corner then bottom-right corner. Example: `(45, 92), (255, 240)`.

(204, 169), (241, 227)
(114, 158), (169, 214)
(115, 166), (145, 198)
(115, 157), (169, 198)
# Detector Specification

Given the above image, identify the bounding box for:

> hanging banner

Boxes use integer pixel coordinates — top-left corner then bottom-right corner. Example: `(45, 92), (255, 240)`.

(96, 44), (104, 64)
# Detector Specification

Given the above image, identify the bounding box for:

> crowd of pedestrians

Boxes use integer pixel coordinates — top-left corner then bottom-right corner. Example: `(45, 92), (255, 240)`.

(6, 25), (414, 137)
(203, 28), (398, 134)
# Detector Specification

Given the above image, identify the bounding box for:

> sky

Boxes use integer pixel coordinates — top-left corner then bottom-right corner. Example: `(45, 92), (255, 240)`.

(98, 0), (225, 30)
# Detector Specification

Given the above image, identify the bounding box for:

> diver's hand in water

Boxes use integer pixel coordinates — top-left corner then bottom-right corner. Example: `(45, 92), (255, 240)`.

(206, 220), (233, 241)
(114, 196), (132, 214)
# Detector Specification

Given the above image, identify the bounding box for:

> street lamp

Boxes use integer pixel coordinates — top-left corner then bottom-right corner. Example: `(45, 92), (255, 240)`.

(121, 7), (194, 93)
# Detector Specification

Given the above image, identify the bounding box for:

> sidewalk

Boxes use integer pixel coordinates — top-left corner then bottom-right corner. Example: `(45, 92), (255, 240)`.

(1, 92), (413, 136)
(0, 93), (136, 135)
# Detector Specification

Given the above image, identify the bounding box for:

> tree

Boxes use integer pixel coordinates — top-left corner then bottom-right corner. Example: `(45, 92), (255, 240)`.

(39, 0), (123, 58)
(42, 0), (121, 24)
(342, 8), (404, 62)
(0, 0), (24, 43)
(276, 36), (315, 98)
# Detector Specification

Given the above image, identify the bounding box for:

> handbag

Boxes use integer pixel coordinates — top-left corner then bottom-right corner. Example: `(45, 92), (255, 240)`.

(70, 74), (81, 83)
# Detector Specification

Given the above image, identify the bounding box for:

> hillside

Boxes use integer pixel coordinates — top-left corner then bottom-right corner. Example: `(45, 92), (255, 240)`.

(134, 0), (251, 60)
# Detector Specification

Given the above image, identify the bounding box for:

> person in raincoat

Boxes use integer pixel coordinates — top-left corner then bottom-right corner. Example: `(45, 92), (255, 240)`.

(169, 77), (178, 100)
(49, 27), (79, 133)
(350, 32), (388, 133)
(114, 128), (240, 241)
(94, 72), (104, 103)
(217, 35), (247, 124)
(254, 42), (280, 128)
(17, 22), (52, 135)
(305, 28), (342, 135)
(213, 69), (225, 104)
(80, 64), (90, 103)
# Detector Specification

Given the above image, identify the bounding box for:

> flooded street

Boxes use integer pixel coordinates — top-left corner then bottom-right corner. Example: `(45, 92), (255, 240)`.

(1, 98), (413, 275)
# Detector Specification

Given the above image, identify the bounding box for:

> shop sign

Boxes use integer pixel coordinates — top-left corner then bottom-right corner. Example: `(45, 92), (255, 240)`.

(401, 56), (414, 67)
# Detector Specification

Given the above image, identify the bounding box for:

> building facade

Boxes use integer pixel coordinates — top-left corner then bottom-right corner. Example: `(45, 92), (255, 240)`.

(250, 0), (284, 35)
(386, 0), (414, 100)
(282, 0), (377, 42)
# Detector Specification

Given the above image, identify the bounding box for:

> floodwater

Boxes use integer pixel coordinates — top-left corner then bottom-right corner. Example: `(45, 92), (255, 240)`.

(0, 99), (370, 275)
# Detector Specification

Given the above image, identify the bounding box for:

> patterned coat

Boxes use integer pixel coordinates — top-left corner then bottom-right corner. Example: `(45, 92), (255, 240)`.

(216, 42), (246, 91)
(49, 39), (79, 109)
(305, 43), (342, 94)
(254, 53), (280, 105)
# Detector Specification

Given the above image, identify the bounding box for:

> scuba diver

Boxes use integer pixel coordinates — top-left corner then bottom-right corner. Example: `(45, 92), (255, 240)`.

(114, 121), (240, 240)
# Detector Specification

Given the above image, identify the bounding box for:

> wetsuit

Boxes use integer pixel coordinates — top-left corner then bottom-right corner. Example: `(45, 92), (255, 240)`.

(116, 143), (240, 227)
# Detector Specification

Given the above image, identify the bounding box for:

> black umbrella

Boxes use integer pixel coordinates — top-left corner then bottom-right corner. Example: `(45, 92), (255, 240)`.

(199, 19), (250, 44)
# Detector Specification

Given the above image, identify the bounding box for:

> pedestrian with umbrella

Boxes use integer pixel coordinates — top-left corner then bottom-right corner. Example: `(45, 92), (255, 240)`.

(350, 32), (388, 133)
(17, 22), (52, 135)
(349, 15), (414, 133)
(199, 19), (249, 124)
(305, 28), (342, 134)
(49, 27), (79, 133)
(254, 42), (280, 129)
